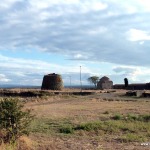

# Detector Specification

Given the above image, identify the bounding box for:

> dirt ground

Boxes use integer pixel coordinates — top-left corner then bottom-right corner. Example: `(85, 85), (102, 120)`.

(1, 89), (149, 150)
(25, 90), (150, 119)
(21, 89), (150, 150)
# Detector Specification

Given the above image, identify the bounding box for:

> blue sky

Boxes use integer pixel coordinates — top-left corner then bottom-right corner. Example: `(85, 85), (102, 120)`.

(0, 0), (150, 86)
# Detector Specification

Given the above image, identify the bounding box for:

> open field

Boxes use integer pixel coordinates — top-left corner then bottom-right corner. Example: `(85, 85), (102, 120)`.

(0, 89), (150, 150)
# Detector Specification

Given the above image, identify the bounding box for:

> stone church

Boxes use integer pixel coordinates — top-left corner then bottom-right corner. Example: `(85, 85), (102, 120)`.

(97, 76), (113, 89)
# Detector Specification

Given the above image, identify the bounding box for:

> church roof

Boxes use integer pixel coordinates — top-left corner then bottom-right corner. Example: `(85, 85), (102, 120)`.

(99, 76), (110, 82)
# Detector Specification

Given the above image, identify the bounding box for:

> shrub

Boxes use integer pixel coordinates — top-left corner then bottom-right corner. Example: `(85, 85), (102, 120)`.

(75, 122), (103, 131)
(140, 114), (150, 122)
(0, 98), (33, 143)
(103, 111), (109, 114)
(112, 114), (122, 120)
(126, 114), (150, 122)
(127, 114), (138, 121)
(60, 125), (74, 134)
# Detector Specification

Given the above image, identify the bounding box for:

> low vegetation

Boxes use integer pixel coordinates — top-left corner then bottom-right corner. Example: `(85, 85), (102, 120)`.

(29, 113), (150, 143)
(0, 98), (33, 144)
(0, 89), (149, 149)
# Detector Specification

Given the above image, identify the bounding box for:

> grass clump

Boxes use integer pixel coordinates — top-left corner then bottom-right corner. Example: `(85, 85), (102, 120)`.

(59, 121), (103, 134)
(75, 122), (103, 131)
(0, 140), (17, 150)
(111, 113), (150, 122)
(126, 114), (138, 121)
(119, 133), (147, 142)
(103, 111), (109, 114)
(30, 118), (74, 135)
(30, 118), (59, 134)
(139, 114), (150, 122)
(112, 114), (123, 120)
(60, 125), (74, 134)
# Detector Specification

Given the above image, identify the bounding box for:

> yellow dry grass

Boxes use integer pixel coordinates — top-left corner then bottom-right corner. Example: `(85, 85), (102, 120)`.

(25, 94), (150, 121)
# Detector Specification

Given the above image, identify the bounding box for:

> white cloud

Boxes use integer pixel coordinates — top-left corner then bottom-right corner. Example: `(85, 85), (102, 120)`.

(81, 1), (107, 13)
(29, 0), (107, 16)
(0, 54), (93, 85)
(127, 28), (150, 41)
(0, 53), (150, 85)
(72, 53), (89, 60)
(29, 0), (80, 9)
(0, 0), (150, 86)
(0, 74), (11, 82)
(87, 27), (108, 35)
(0, 0), (21, 9)
(74, 54), (83, 59)
(135, 0), (150, 12)
(139, 41), (144, 45)
(113, 65), (150, 83)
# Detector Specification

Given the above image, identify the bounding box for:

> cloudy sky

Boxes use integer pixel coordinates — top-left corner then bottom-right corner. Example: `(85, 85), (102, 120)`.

(0, 0), (150, 86)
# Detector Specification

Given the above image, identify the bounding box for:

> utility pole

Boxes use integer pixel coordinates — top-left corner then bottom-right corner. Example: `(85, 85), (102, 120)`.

(80, 66), (82, 92)
(69, 76), (71, 88)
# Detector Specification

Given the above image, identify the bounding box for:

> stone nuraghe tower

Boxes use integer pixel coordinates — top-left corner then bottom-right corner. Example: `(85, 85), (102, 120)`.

(41, 73), (63, 90)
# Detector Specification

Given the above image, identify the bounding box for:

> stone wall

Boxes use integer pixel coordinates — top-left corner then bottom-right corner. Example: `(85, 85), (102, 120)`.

(113, 83), (150, 90)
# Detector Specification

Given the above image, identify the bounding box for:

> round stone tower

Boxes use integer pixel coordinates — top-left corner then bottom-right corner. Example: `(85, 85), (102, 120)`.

(41, 73), (63, 90)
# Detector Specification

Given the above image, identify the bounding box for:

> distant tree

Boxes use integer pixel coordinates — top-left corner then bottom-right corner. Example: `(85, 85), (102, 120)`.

(124, 78), (128, 88)
(88, 76), (99, 88)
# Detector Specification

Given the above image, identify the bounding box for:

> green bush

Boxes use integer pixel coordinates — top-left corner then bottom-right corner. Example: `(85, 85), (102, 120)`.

(0, 98), (33, 143)
(60, 125), (74, 134)
(140, 114), (150, 122)
(112, 114), (122, 120)
(126, 114), (150, 122)
(127, 114), (138, 121)
(75, 122), (103, 131)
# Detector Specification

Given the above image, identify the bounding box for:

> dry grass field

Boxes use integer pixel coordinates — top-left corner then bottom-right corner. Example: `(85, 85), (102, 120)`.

(0, 89), (150, 150)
